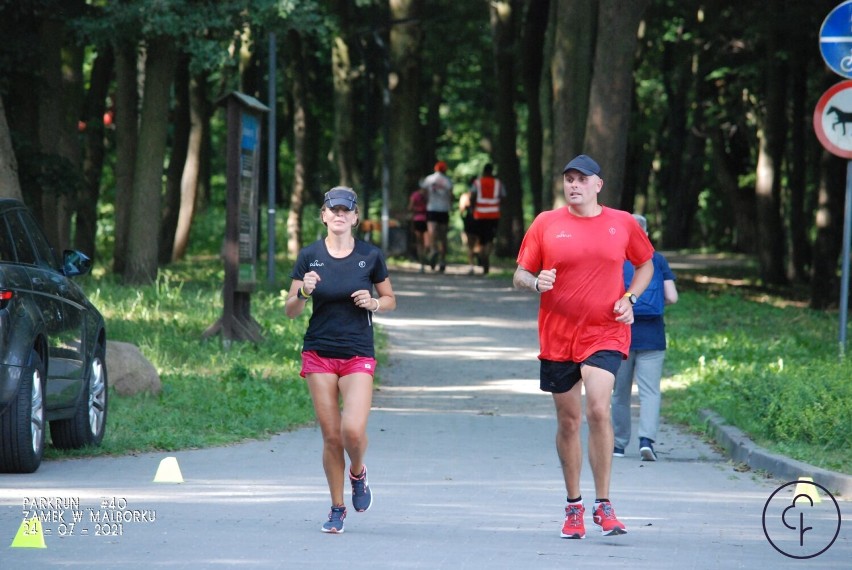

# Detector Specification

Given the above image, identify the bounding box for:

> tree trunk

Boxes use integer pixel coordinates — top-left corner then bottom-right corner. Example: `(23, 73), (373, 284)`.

(520, 0), (549, 217)
(548, 0), (595, 207)
(0, 97), (23, 201)
(753, 9), (788, 286)
(711, 123), (757, 253)
(810, 153), (846, 310)
(787, 3), (810, 282)
(422, 72), (444, 174)
(658, 26), (690, 248)
(37, 17), (73, 251)
(125, 38), (177, 285)
(389, 0), (422, 219)
(172, 71), (207, 261)
(286, 29), (312, 258)
(76, 45), (114, 259)
(112, 42), (139, 275)
(160, 54), (190, 265)
(331, 32), (359, 189)
(490, 1), (524, 256)
(584, 0), (649, 208)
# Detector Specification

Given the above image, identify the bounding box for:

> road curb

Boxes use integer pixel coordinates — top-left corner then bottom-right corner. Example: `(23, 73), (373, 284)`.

(700, 409), (852, 497)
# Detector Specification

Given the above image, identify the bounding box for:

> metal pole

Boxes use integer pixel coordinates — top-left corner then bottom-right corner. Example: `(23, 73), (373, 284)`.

(266, 33), (277, 284)
(375, 32), (390, 253)
(839, 160), (852, 359)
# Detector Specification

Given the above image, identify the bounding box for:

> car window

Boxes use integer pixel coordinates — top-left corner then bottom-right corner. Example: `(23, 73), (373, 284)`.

(6, 211), (38, 265)
(18, 210), (60, 271)
(0, 214), (15, 262)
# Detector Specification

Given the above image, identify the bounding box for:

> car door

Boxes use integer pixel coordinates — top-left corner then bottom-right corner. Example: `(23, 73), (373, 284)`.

(8, 209), (86, 410)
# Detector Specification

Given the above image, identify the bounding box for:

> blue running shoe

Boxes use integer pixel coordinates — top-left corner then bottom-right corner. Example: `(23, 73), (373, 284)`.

(613, 446), (625, 458)
(639, 438), (657, 461)
(350, 466), (373, 512)
(321, 506), (346, 533)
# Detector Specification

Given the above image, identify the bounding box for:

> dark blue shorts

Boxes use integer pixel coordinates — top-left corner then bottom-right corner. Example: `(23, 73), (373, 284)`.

(426, 211), (449, 224)
(539, 350), (624, 394)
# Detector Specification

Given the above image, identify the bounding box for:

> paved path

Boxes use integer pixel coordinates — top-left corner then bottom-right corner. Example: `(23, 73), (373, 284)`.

(1, 267), (849, 568)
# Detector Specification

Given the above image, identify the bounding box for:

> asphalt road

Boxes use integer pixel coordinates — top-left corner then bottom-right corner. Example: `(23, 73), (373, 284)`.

(1, 266), (849, 568)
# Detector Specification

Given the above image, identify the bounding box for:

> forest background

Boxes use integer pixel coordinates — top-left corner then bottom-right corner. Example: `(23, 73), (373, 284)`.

(1, 0), (851, 475)
(0, 0), (850, 310)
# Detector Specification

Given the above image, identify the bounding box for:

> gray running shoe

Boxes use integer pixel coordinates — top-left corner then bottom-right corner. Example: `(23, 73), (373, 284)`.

(350, 466), (373, 512)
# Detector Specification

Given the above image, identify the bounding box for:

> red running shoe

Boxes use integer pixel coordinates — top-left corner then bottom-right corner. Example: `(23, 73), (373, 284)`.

(593, 501), (627, 536)
(560, 503), (586, 539)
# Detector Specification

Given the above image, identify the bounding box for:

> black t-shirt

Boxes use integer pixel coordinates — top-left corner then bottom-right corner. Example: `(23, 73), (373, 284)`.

(290, 238), (389, 358)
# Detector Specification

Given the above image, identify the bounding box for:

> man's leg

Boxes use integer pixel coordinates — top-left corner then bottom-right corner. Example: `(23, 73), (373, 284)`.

(634, 350), (665, 452)
(583, 364), (627, 535)
(611, 353), (636, 453)
(581, 365), (616, 500)
(553, 384), (583, 499)
(426, 220), (438, 268)
(437, 222), (449, 268)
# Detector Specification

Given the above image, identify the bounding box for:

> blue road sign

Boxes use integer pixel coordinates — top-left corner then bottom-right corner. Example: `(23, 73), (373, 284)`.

(820, 1), (852, 78)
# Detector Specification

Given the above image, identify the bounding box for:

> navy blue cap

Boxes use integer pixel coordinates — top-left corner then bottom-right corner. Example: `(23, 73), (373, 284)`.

(324, 187), (357, 210)
(562, 154), (602, 177)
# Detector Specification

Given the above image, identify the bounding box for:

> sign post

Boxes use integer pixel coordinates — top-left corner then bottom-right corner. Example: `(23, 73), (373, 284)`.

(203, 92), (269, 344)
(818, 2), (852, 358)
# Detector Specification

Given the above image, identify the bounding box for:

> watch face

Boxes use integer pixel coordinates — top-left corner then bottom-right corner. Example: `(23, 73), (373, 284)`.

(629, 294), (637, 305)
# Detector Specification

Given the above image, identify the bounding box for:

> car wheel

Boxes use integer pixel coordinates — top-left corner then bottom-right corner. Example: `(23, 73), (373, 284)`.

(0, 350), (46, 473)
(50, 343), (108, 449)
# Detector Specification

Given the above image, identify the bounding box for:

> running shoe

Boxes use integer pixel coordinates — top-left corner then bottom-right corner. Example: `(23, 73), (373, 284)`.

(639, 438), (657, 461)
(593, 501), (627, 536)
(350, 466), (373, 512)
(321, 506), (346, 533)
(613, 446), (625, 458)
(560, 503), (586, 539)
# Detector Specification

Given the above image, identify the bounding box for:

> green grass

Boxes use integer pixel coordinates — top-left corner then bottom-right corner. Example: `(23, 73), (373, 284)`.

(661, 262), (852, 475)
(45, 256), (319, 459)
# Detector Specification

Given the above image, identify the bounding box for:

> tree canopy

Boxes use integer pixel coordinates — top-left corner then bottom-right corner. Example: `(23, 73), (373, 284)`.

(0, 0), (848, 308)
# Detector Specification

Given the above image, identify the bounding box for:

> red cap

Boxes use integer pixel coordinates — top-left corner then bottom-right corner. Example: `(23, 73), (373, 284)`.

(434, 161), (448, 173)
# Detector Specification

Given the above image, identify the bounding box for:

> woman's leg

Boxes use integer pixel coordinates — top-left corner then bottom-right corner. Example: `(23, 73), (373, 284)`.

(306, 373), (346, 506)
(338, 373), (374, 477)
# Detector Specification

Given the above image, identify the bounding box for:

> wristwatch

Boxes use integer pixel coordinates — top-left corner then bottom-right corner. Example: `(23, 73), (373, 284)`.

(624, 292), (637, 305)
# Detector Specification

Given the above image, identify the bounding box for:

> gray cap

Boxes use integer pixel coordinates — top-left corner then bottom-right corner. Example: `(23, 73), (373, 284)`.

(324, 187), (357, 210)
(633, 213), (648, 233)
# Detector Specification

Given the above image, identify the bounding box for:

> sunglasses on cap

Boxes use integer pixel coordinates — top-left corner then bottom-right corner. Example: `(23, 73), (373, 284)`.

(324, 187), (357, 210)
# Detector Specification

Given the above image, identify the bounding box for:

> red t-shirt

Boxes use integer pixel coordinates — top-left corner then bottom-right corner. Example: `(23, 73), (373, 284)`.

(516, 206), (654, 362)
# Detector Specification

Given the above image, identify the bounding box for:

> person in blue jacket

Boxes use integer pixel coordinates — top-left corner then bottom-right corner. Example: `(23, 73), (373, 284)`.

(611, 214), (678, 461)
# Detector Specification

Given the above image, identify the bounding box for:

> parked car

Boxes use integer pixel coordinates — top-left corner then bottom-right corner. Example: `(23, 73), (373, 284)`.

(0, 199), (107, 473)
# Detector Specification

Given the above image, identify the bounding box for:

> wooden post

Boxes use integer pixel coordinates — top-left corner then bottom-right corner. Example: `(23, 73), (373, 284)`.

(203, 92), (269, 343)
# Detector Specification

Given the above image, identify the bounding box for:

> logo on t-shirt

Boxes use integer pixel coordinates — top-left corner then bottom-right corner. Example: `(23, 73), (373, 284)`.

(359, 261), (366, 268)
(555, 231), (572, 239)
(310, 260), (325, 267)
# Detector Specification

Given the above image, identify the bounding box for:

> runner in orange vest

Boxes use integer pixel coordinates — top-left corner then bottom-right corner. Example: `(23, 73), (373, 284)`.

(471, 163), (505, 274)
